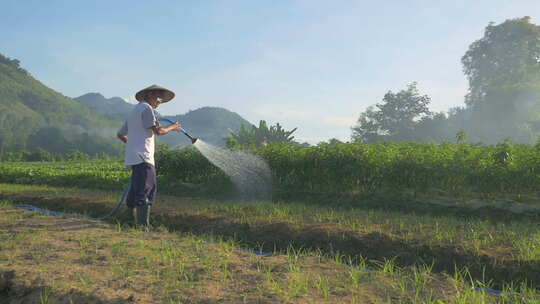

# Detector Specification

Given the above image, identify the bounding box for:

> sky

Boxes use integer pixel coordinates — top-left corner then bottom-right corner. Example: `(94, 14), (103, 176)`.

(1, 1), (539, 143)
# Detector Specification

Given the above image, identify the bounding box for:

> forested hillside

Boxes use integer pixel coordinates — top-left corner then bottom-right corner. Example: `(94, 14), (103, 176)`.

(0, 54), (122, 157)
(0, 52), (254, 158)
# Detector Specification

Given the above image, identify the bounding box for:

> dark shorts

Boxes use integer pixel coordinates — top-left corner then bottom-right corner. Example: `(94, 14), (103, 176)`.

(126, 162), (156, 208)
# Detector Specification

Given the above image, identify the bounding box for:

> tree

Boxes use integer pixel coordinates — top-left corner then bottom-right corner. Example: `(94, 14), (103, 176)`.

(26, 148), (54, 162)
(0, 53), (26, 74)
(459, 17), (540, 143)
(0, 108), (16, 156)
(455, 129), (468, 144)
(64, 149), (89, 161)
(26, 127), (72, 154)
(462, 17), (540, 107)
(414, 112), (452, 143)
(351, 82), (431, 142)
(227, 120), (297, 148)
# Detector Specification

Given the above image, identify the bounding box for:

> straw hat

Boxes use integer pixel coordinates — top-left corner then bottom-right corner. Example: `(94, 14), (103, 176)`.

(135, 85), (175, 103)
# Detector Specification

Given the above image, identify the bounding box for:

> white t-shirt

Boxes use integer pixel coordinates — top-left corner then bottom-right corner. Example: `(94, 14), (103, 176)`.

(118, 102), (158, 167)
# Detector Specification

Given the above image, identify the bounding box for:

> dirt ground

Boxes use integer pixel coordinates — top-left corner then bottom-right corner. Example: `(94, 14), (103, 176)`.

(0, 185), (534, 303)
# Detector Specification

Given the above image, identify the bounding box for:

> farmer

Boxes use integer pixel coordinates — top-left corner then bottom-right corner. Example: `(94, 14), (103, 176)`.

(116, 84), (181, 226)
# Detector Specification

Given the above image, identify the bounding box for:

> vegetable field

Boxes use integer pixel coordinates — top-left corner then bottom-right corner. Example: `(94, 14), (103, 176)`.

(256, 141), (540, 198)
(2, 142), (540, 302)
(0, 160), (128, 191)
(4, 141), (540, 200)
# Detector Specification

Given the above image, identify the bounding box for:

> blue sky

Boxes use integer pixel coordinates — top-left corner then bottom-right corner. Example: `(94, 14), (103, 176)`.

(1, 1), (539, 143)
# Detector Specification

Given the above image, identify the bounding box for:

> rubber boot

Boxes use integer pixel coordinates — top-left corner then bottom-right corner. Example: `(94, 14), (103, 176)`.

(136, 205), (151, 227)
(131, 207), (138, 224)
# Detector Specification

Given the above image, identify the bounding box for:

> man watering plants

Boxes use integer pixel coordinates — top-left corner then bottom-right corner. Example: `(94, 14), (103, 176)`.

(116, 85), (180, 226)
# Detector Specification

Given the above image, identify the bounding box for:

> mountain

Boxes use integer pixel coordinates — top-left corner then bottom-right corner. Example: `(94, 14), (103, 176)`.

(73, 93), (253, 147)
(0, 53), (123, 156)
(74, 93), (134, 121)
(161, 107), (254, 147)
(0, 51), (252, 156)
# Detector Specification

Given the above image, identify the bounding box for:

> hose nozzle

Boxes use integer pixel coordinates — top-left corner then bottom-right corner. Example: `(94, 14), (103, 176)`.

(181, 129), (198, 144)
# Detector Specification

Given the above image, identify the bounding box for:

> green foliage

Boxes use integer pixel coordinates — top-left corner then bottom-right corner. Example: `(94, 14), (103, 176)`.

(466, 86), (540, 143)
(354, 17), (540, 145)
(462, 17), (540, 107)
(351, 82), (431, 143)
(155, 144), (234, 195)
(0, 149), (106, 162)
(4, 141), (540, 200)
(74, 93), (134, 121)
(326, 138), (344, 146)
(64, 149), (90, 161)
(27, 148), (54, 162)
(0, 54), (26, 74)
(226, 120), (297, 148)
(0, 161), (129, 190)
(456, 17), (540, 143)
(256, 141), (540, 198)
(26, 127), (72, 154)
(456, 129), (468, 144)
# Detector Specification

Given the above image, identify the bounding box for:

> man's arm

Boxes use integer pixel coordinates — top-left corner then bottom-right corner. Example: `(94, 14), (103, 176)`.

(142, 105), (181, 136)
(117, 121), (128, 143)
(151, 122), (181, 136)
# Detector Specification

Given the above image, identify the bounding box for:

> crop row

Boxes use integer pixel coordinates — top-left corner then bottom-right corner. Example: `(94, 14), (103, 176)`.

(156, 141), (540, 198)
(0, 161), (129, 190)
(255, 141), (540, 197)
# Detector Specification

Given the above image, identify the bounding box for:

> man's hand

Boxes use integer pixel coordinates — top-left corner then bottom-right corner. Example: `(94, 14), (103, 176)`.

(117, 134), (128, 143)
(169, 122), (181, 132)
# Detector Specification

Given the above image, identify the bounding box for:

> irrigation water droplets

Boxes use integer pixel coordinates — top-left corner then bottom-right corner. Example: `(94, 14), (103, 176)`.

(193, 140), (272, 201)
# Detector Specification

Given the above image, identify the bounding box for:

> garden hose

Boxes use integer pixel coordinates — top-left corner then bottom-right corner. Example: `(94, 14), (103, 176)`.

(93, 180), (131, 220)
(156, 116), (198, 144)
(17, 180), (131, 221)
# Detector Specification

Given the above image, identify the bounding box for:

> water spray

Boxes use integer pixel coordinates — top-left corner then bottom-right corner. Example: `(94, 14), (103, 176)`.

(156, 112), (271, 200)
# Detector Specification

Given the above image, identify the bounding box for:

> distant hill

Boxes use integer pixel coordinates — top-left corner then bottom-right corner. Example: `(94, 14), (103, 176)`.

(0, 53), (123, 156)
(161, 107), (254, 147)
(73, 92), (253, 147)
(74, 93), (134, 121)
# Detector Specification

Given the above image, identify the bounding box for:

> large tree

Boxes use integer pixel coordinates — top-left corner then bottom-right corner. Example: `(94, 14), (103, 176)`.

(462, 17), (540, 107)
(460, 17), (540, 143)
(351, 82), (431, 142)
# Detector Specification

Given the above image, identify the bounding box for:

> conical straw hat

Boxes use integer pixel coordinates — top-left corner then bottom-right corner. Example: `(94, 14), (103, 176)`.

(135, 84), (175, 103)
